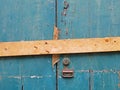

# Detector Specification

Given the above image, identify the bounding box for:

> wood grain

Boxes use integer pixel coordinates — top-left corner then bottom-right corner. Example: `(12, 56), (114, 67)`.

(0, 37), (120, 57)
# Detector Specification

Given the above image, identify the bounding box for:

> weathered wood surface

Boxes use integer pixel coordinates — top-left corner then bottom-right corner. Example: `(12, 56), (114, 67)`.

(52, 26), (60, 66)
(0, 37), (120, 57)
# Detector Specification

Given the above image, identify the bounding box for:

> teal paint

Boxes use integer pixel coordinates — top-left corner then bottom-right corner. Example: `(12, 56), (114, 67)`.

(0, 77), (21, 90)
(0, 0), (56, 90)
(0, 0), (120, 90)
(58, 0), (120, 90)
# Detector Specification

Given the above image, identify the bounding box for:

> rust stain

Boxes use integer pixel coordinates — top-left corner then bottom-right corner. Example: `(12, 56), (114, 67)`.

(52, 54), (59, 65)
(118, 84), (120, 88)
(53, 26), (59, 40)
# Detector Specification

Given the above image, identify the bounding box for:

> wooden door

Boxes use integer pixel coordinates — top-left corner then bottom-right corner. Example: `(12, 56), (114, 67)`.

(0, 0), (120, 90)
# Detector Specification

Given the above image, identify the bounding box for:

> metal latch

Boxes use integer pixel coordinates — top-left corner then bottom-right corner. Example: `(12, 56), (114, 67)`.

(62, 58), (74, 78)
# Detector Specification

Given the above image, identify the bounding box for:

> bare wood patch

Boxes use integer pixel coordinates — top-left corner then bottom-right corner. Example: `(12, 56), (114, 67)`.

(0, 37), (120, 57)
(52, 26), (60, 66)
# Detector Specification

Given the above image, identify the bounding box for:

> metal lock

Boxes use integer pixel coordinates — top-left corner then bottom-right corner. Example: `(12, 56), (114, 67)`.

(62, 58), (74, 78)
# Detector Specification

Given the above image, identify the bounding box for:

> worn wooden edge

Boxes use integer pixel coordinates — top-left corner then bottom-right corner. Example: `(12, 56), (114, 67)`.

(52, 26), (60, 66)
(0, 37), (120, 57)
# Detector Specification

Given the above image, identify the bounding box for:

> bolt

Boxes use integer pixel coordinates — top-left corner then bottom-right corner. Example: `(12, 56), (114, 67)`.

(63, 58), (70, 66)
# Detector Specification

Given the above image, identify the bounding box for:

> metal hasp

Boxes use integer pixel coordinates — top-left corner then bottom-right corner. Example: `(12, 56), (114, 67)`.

(62, 58), (74, 78)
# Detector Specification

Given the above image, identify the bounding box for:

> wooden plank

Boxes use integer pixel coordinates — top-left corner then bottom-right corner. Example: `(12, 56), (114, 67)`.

(0, 37), (120, 57)
(52, 26), (60, 66)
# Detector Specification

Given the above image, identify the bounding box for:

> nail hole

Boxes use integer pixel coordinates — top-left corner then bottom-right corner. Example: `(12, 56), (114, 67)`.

(34, 46), (38, 49)
(46, 50), (49, 53)
(94, 44), (97, 46)
(114, 41), (116, 43)
(105, 39), (109, 42)
(4, 48), (8, 51)
(45, 42), (48, 44)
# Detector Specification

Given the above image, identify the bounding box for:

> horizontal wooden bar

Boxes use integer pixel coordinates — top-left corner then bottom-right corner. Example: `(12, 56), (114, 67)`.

(0, 37), (120, 57)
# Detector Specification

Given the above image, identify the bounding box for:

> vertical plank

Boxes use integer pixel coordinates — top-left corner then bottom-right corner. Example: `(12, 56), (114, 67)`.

(93, 72), (120, 90)
(0, 77), (21, 90)
(58, 0), (90, 89)
(89, 0), (120, 89)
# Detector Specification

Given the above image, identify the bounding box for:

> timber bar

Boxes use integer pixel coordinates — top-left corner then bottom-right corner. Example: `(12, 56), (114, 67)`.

(0, 37), (120, 57)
